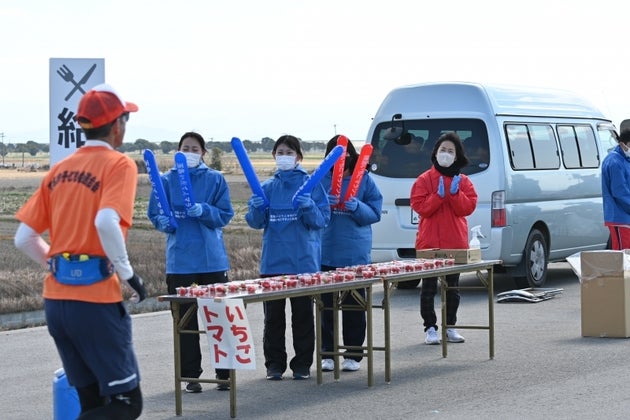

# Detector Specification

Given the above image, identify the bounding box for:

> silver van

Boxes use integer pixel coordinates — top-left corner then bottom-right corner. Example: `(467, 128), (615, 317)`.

(366, 81), (619, 288)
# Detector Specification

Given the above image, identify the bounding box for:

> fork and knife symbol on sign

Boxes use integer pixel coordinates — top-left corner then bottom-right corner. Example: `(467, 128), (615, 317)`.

(56, 63), (97, 101)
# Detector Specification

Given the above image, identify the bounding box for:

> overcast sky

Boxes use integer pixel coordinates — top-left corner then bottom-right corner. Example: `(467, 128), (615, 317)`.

(1, 0), (628, 145)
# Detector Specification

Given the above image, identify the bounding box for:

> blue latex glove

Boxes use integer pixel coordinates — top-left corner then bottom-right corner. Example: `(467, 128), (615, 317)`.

(250, 195), (265, 209)
(437, 176), (445, 198)
(156, 215), (173, 231)
(295, 193), (314, 209)
(327, 193), (340, 206)
(344, 197), (359, 212)
(450, 175), (461, 195)
(186, 203), (203, 218)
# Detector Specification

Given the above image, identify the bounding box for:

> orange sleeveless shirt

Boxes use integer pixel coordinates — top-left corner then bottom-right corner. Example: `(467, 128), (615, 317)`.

(16, 146), (137, 303)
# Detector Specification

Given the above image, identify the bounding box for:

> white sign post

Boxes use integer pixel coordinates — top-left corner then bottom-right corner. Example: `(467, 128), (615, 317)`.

(197, 298), (256, 370)
(49, 58), (105, 166)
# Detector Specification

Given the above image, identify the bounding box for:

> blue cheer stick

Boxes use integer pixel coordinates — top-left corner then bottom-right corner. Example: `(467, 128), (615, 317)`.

(292, 145), (344, 209)
(143, 149), (178, 228)
(231, 137), (270, 210)
(174, 152), (196, 209)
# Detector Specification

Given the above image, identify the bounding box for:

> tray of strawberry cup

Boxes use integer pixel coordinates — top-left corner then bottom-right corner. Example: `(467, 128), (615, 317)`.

(171, 271), (376, 300)
(377, 258), (499, 283)
(348, 258), (456, 277)
(167, 258), (460, 301)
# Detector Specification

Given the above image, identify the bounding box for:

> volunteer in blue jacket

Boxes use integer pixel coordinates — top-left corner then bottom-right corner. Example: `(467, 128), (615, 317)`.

(147, 131), (234, 393)
(602, 129), (630, 249)
(245, 134), (330, 380)
(320, 136), (383, 372)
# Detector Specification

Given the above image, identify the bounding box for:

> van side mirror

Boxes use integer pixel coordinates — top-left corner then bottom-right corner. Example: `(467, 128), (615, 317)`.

(384, 113), (404, 140)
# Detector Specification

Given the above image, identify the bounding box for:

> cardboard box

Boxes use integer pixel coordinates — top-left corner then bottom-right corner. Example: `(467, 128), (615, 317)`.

(579, 251), (630, 338)
(580, 250), (630, 281)
(581, 276), (630, 338)
(416, 248), (481, 264)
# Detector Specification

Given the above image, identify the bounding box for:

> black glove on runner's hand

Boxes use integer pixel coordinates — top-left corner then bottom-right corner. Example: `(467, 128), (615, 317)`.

(123, 273), (147, 303)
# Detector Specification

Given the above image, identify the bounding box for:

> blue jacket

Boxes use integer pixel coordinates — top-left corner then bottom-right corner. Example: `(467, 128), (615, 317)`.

(320, 171), (383, 267)
(245, 165), (330, 275)
(602, 145), (630, 225)
(147, 162), (234, 274)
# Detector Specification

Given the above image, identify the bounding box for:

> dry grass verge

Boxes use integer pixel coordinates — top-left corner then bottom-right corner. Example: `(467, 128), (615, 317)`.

(0, 169), (262, 319)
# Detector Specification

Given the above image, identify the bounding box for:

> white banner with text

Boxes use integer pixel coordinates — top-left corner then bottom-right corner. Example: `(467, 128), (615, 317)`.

(197, 298), (256, 370)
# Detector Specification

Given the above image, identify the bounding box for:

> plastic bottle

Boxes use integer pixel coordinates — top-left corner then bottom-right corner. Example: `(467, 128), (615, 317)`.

(469, 225), (484, 249)
(53, 368), (81, 420)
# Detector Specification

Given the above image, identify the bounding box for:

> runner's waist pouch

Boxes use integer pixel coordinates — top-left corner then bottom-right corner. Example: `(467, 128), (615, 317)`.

(49, 254), (115, 286)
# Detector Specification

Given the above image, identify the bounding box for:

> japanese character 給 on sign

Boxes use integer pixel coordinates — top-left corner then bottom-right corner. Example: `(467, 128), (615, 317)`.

(49, 58), (105, 166)
(197, 298), (256, 370)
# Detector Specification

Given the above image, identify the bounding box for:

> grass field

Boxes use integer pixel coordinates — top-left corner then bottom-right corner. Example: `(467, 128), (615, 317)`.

(0, 149), (325, 321)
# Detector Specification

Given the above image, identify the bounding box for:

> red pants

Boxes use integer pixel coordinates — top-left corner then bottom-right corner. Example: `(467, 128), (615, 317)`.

(608, 225), (630, 250)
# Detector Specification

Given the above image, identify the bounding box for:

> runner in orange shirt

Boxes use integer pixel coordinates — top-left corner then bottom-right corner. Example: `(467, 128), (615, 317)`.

(15, 84), (145, 419)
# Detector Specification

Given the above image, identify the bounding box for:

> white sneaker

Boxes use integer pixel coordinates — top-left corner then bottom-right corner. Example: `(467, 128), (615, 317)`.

(342, 359), (360, 372)
(425, 327), (441, 345)
(321, 358), (334, 372)
(447, 328), (465, 343)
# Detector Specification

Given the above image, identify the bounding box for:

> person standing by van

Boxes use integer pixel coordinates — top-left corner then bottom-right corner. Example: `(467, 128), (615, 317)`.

(245, 134), (330, 380)
(147, 131), (234, 393)
(320, 135), (383, 372)
(410, 132), (478, 345)
(602, 130), (630, 249)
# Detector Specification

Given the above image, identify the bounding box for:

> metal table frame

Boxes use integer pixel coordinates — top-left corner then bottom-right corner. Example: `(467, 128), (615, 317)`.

(380, 260), (499, 383)
(158, 277), (378, 418)
(158, 259), (499, 417)
(317, 286), (375, 385)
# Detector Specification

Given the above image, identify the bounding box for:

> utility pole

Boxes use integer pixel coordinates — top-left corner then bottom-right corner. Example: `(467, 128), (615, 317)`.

(0, 132), (4, 166)
(333, 124), (337, 135)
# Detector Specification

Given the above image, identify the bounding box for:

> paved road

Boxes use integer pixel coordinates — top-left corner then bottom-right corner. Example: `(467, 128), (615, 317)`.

(2, 263), (630, 419)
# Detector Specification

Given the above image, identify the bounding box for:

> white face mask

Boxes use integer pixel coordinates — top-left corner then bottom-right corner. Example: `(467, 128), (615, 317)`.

(436, 152), (455, 167)
(182, 152), (201, 168)
(275, 155), (296, 171)
(624, 146), (630, 159)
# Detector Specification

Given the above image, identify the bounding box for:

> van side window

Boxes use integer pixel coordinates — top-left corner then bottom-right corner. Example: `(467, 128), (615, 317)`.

(575, 125), (598, 168)
(576, 127), (599, 167)
(529, 125), (559, 169)
(557, 125), (599, 169)
(597, 125), (619, 154)
(506, 124), (559, 170)
(507, 124), (533, 169)
(557, 125), (580, 168)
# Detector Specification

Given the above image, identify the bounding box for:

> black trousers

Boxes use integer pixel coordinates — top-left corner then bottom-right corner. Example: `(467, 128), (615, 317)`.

(320, 264), (366, 362)
(166, 272), (230, 380)
(262, 295), (314, 374)
(420, 274), (460, 331)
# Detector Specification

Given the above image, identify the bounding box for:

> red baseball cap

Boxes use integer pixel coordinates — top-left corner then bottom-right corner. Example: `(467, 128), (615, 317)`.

(75, 83), (139, 129)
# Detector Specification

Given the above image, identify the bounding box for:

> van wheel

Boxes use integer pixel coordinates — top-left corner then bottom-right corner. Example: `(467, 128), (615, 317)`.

(396, 279), (421, 289)
(513, 229), (548, 288)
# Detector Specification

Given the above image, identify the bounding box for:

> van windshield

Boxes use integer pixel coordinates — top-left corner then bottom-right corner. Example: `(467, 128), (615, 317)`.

(368, 118), (490, 178)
